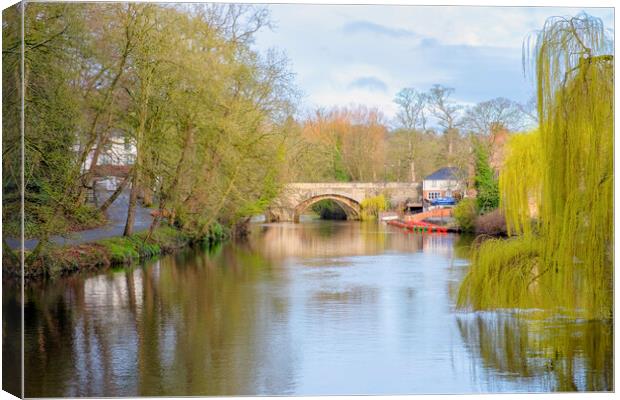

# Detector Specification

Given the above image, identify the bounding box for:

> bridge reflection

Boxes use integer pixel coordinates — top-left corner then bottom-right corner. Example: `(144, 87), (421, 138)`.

(251, 221), (465, 260)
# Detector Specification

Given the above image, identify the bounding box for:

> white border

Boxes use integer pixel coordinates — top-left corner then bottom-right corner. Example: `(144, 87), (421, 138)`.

(0, 1), (615, 399)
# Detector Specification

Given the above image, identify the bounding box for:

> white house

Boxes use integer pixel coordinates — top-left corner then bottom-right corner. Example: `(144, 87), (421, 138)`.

(81, 134), (137, 171)
(422, 167), (465, 201)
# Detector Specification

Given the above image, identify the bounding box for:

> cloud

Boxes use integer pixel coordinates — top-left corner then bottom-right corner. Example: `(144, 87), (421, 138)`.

(348, 76), (388, 92)
(342, 20), (417, 38)
(255, 5), (614, 119)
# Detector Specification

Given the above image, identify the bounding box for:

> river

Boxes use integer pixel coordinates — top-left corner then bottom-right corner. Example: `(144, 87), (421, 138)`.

(3, 220), (612, 396)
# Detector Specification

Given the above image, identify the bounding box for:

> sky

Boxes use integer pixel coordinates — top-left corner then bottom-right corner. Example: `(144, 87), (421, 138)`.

(253, 5), (614, 121)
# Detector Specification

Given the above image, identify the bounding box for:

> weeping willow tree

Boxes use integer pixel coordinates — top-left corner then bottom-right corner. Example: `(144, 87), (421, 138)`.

(459, 13), (613, 319)
(360, 194), (389, 220)
(499, 131), (542, 237)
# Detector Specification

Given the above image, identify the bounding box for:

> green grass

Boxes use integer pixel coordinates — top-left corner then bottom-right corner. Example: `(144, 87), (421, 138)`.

(99, 237), (142, 263)
(99, 225), (192, 264)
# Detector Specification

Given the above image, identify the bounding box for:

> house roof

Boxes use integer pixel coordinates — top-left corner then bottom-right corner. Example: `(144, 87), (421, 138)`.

(424, 167), (462, 181)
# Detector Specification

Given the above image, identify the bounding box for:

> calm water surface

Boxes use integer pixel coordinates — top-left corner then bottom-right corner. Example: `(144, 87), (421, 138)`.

(4, 221), (613, 396)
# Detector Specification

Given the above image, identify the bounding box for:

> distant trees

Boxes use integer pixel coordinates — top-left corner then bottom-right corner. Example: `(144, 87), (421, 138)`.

(384, 129), (443, 182)
(393, 88), (427, 131)
(461, 97), (526, 138)
(392, 88), (427, 181)
(388, 83), (533, 190)
(291, 105), (387, 182)
(427, 84), (462, 132)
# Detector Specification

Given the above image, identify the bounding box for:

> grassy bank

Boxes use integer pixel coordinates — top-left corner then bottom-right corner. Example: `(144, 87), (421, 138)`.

(10, 224), (226, 280)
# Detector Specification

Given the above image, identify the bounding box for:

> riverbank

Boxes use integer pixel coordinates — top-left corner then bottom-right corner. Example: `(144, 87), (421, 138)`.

(3, 224), (225, 280)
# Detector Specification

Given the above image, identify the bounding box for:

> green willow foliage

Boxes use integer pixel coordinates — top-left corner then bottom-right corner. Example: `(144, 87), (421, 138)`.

(499, 131), (542, 237)
(459, 13), (613, 319)
(360, 194), (389, 220)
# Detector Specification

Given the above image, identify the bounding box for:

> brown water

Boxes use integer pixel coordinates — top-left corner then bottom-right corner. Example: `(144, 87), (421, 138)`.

(3, 221), (613, 396)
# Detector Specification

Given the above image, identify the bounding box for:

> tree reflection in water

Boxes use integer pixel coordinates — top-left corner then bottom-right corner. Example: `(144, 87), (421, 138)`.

(17, 243), (299, 397)
(456, 312), (612, 392)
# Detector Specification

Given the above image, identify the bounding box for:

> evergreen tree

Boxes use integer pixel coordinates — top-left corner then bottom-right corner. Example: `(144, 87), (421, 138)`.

(473, 141), (499, 213)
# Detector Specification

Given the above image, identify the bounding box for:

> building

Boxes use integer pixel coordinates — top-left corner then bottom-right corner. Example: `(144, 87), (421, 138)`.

(422, 167), (465, 202)
(77, 131), (137, 192)
(81, 132), (137, 171)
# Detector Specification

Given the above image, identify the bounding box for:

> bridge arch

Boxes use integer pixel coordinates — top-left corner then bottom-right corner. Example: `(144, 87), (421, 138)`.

(293, 194), (361, 222)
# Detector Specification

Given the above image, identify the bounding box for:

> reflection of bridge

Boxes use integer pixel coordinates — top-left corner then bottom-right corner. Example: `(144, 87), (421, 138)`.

(266, 182), (421, 222)
(255, 222), (456, 259)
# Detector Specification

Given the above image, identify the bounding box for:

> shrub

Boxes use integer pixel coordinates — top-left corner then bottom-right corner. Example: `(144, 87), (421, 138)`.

(453, 198), (478, 232)
(206, 222), (228, 244)
(360, 194), (389, 220)
(475, 209), (507, 236)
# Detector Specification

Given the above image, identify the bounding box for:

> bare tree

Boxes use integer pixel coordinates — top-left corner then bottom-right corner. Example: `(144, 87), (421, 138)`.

(427, 84), (462, 131)
(426, 84), (463, 159)
(393, 88), (428, 182)
(517, 94), (539, 126)
(197, 3), (272, 45)
(461, 97), (527, 136)
(393, 88), (427, 131)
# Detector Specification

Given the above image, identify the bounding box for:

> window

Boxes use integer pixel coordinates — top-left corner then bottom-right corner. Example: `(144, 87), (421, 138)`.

(428, 192), (440, 200)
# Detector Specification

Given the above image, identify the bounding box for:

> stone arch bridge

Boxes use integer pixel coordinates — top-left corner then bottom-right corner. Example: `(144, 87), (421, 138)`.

(266, 182), (421, 222)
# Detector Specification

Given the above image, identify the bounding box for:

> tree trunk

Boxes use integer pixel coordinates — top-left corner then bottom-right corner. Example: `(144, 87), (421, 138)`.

(142, 186), (153, 207)
(144, 205), (162, 242)
(123, 60), (153, 236)
(99, 172), (131, 213)
(408, 133), (416, 182)
(123, 174), (138, 236)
